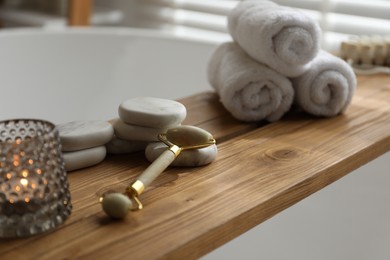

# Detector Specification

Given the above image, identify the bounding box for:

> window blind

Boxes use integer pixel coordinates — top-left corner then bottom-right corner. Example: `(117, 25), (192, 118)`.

(136, 0), (390, 52)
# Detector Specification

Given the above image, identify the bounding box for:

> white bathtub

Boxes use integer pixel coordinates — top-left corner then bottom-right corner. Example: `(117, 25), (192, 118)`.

(0, 27), (216, 123)
(1, 27), (388, 259)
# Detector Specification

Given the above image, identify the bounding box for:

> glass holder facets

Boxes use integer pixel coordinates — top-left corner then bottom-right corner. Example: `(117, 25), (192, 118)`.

(0, 119), (72, 238)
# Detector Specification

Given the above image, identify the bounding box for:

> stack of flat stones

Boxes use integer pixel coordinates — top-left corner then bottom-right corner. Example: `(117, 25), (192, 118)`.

(57, 97), (218, 172)
(110, 97), (186, 154)
(114, 97), (218, 167)
(57, 121), (114, 171)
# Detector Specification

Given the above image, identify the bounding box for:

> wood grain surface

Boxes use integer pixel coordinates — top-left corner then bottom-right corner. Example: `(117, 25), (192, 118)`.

(1, 75), (389, 259)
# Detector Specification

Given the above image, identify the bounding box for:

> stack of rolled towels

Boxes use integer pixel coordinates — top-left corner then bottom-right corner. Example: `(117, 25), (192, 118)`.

(208, 0), (357, 122)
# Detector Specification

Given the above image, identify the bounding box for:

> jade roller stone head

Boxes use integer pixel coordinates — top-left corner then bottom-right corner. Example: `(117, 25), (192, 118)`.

(164, 125), (215, 148)
(101, 193), (134, 219)
(100, 125), (216, 219)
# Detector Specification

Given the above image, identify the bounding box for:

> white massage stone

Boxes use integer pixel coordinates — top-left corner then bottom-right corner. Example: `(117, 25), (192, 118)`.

(58, 120), (114, 152)
(118, 97), (187, 128)
(63, 146), (106, 172)
(112, 118), (165, 142)
(145, 142), (218, 167)
(106, 136), (147, 154)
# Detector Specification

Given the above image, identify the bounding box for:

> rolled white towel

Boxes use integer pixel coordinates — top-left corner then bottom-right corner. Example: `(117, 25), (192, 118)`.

(228, 0), (321, 77)
(207, 42), (294, 122)
(292, 50), (357, 117)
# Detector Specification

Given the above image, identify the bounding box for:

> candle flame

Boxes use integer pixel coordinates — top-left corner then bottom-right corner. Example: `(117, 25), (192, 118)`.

(20, 178), (28, 187)
(13, 155), (20, 167)
(25, 197), (30, 203)
(6, 173), (12, 179)
(15, 185), (21, 192)
(36, 168), (42, 175)
(28, 159), (34, 165)
(22, 169), (29, 178)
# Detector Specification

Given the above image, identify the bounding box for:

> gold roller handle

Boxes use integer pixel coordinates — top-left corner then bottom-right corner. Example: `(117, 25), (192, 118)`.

(100, 125), (216, 218)
(126, 145), (181, 209)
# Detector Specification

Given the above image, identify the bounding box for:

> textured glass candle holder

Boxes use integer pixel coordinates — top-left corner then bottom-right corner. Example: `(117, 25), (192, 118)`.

(0, 119), (72, 238)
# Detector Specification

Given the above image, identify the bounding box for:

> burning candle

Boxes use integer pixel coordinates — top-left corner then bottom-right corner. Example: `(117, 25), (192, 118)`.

(0, 119), (72, 238)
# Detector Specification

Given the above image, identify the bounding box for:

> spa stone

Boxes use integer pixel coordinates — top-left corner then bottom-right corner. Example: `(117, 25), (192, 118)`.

(58, 120), (114, 152)
(106, 136), (147, 154)
(63, 146), (106, 172)
(118, 97), (187, 128)
(145, 142), (218, 167)
(112, 118), (165, 142)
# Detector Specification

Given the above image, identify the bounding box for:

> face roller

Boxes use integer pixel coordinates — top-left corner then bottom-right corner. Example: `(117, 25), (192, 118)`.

(100, 125), (216, 219)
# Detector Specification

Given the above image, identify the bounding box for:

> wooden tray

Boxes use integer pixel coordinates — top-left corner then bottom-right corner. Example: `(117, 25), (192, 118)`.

(1, 75), (389, 259)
